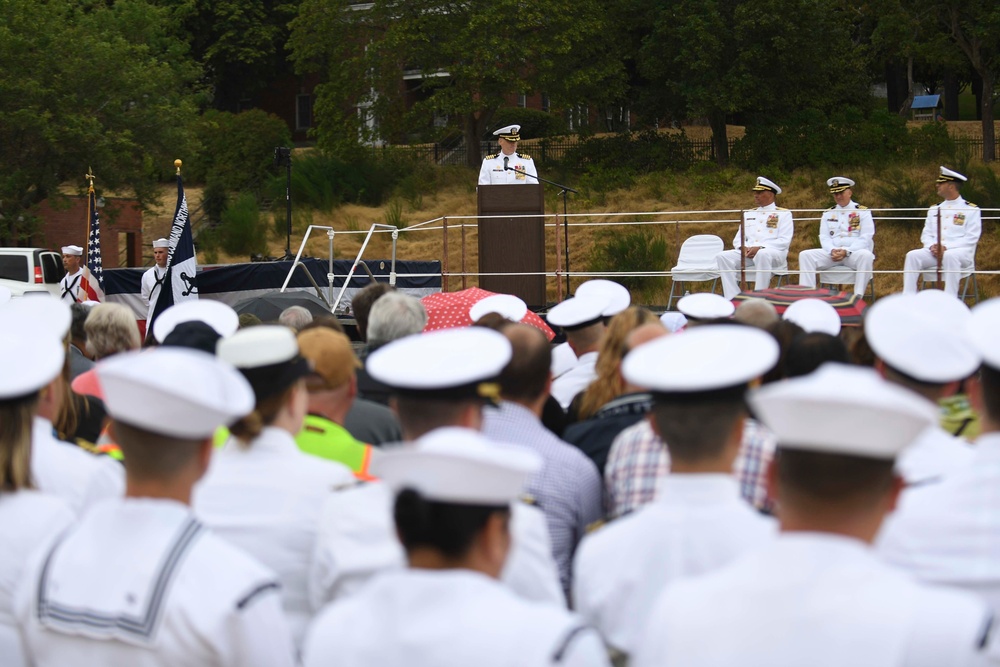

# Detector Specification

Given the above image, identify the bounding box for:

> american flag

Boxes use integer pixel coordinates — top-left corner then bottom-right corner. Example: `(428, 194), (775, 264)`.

(80, 181), (105, 302)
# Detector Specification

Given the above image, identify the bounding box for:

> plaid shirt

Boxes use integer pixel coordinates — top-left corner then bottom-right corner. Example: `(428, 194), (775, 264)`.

(605, 417), (777, 519)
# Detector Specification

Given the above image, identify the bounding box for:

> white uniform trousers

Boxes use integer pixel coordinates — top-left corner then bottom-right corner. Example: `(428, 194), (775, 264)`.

(902, 248), (974, 297)
(798, 249), (875, 296)
(716, 248), (786, 299)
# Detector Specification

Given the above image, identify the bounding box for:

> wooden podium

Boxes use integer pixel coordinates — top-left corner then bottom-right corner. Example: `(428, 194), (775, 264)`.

(477, 184), (546, 308)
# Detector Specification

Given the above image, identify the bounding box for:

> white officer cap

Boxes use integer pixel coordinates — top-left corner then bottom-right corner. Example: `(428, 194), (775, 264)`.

(677, 292), (735, 321)
(659, 311), (688, 333)
(827, 177), (855, 193)
(0, 286), (10, 306)
(372, 427), (541, 505)
(367, 328), (511, 399)
(865, 293), (979, 383)
(623, 324), (778, 394)
(575, 279), (631, 317)
(152, 238), (170, 249)
(61, 245), (83, 256)
(493, 124), (521, 141)
(937, 166), (967, 183)
(153, 299), (239, 343)
(749, 363), (936, 459)
(0, 321), (65, 398)
(469, 294), (527, 324)
(547, 294), (611, 330)
(217, 325), (312, 401)
(4, 295), (71, 339)
(98, 347), (255, 439)
(752, 176), (782, 195)
(968, 298), (1000, 370)
(783, 298), (841, 336)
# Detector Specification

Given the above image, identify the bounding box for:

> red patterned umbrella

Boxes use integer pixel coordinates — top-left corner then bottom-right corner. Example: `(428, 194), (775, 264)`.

(731, 286), (868, 326)
(421, 287), (555, 340)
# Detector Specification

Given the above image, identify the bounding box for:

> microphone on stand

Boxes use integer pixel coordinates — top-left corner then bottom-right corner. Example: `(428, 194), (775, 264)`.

(503, 156), (509, 171)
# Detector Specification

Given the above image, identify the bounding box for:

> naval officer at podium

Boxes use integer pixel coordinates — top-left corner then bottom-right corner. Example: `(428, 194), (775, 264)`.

(478, 125), (538, 185)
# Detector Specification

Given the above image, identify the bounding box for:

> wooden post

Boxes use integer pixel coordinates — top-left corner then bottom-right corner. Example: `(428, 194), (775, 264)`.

(461, 219), (467, 290)
(555, 211), (564, 303)
(442, 216), (449, 293)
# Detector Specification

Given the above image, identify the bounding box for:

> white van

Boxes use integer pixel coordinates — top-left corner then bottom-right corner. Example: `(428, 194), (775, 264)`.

(0, 248), (66, 297)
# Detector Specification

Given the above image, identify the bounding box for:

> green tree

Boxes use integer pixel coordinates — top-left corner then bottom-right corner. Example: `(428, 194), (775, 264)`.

(289, 0), (625, 165)
(0, 0), (201, 243)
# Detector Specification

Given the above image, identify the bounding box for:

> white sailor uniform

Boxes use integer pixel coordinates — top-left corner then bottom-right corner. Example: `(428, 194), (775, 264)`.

(59, 268), (84, 304)
(903, 196), (981, 297)
(141, 264), (168, 323)
(16, 497), (295, 667)
(798, 201), (875, 295)
(716, 203), (795, 298)
(478, 152), (538, 185)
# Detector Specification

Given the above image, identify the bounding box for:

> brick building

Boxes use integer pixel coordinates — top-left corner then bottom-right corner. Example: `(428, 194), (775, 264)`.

(33, 196), (144, 268)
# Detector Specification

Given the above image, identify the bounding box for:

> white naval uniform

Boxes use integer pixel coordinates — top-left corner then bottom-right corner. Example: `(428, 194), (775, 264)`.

(716, 203), (795, 298)
(551, 341), (577, 380)
(193, 427), (355, 648)
(16, 497), (295, 667)
(798, 201), (875, 295)
(59, 268), (84, 304)
(31, 415), (125, 515)
(896, 425), (974, 487)
(141, 264), (168, 323)
(903, 196), (981, 297)
(478, 151), (538, 185)
(633, 533), (994, 667)
(878, 432), (1000, 617)
(573, 475), (776, 656)
(303, 568), (609, 667)
(0, 491), (73, 667)
(309, 479), (565, 608)
(551, 350), (598, 410)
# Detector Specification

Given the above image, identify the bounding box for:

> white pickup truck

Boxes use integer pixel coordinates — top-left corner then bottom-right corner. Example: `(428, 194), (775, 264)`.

(0, 248), (66, 297)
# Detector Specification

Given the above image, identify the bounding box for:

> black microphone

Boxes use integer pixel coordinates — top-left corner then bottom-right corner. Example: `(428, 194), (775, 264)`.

(503, 156), (509, 171)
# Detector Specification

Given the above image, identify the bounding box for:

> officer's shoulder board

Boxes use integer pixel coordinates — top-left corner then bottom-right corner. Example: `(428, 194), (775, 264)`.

(826, 206), (836, 211)
(517, 152), (532, 160)
(967, 201), (979, 208)
(484, 153), (499, 160)
(856, 204), (869, 210)
(776, 207), (790, 211)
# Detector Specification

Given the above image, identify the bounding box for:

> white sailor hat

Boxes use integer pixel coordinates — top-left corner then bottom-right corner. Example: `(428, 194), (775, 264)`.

(623, 324), (778, 395)
(749, 363), (936, 459)
(470, 294), (527, 323)
(0, 322), (64, 399)
(547, 294), (611, 330)
(783, 298), (841, 336)
(0, 286), (10, 306)
(968, 298), (1000, 370)
(752, 176), (782, 195)
(61, 245), (83, 256)
(153, 299), (240, 343)
(152, 238), (170, 249)
(367, 327), (511, 400)
(937, 166), (967, 183)
(493, 124), (521, 141)
(827, 176), (855, 193)
(659, 311), (688, 333)
(865, 293), (979, 383)
(98, 347), (255, 439)
(4, 295), (71, 339)
(216, 325), (312, 401)
(575, 279), (631, 317)
(677, 292), (735, 321)
(914, 289), (970, 332)
(372, 427), (542, 506)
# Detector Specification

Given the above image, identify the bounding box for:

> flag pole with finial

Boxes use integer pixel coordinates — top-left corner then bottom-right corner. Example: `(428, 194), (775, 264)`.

(175, 159), (182, 176)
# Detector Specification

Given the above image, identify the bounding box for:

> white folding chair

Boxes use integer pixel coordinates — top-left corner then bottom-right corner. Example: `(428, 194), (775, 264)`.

(919, 257), (979, 303)
(667, 235), (724, 309)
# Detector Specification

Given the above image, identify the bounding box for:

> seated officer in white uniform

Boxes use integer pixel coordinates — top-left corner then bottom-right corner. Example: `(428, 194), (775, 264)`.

(864, 293), (977, 485)
(193, 326), (355, 649)
(715, 177), (794, 299)
(17, 347), (296, 667)
(548, 294), (611, 410)
(0, 320), (74, 667)
(879, 297), (1000, 617)
(310, 327), (565, 608)
(303, 428), (610, 667)
(633, 364), (995, 667)
(478, 124), (538, 185)
(58, 245), (85, 304)
(798, 176), (875, 296)
(903, 166), (981, 297)
(573, 325), (779, 660)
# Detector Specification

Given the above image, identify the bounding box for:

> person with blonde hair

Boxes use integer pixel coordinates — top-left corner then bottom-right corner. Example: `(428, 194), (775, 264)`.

(71, 302), (142, 399)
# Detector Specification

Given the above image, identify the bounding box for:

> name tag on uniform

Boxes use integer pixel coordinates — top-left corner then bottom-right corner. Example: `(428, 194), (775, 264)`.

(766, 214), (778, 229)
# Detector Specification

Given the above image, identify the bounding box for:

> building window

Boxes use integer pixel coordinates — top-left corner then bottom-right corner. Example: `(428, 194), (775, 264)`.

(296, 94), (313, 131)
(518, 93), (527, 108)
(541, 94), (550, 113)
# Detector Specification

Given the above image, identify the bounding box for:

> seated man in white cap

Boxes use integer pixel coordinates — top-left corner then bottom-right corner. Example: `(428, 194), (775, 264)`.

(574, 325), (779, 661)
(310, 328), (565, 609)
(141, 238), (170, 324)
(17, 347), (296, 666)
(303, 429), (609, 667)
(715, 177), (794, 299)
(878, 297), (1000, 616)
(478, 125), (538, 186)
(798, 177), (875, 296)
(633, 364), (995, 667)
(58, 245), (85, 304)
(903, 166), (981, 297)
(548, 294), (611, 410)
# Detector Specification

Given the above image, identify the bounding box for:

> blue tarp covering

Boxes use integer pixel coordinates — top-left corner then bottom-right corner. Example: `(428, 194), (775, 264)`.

(911, 95), (941, 110)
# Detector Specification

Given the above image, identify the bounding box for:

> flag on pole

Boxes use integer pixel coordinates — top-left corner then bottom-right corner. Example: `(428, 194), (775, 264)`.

(147, 160), (198, 337)
(80, 170), (105, 302)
